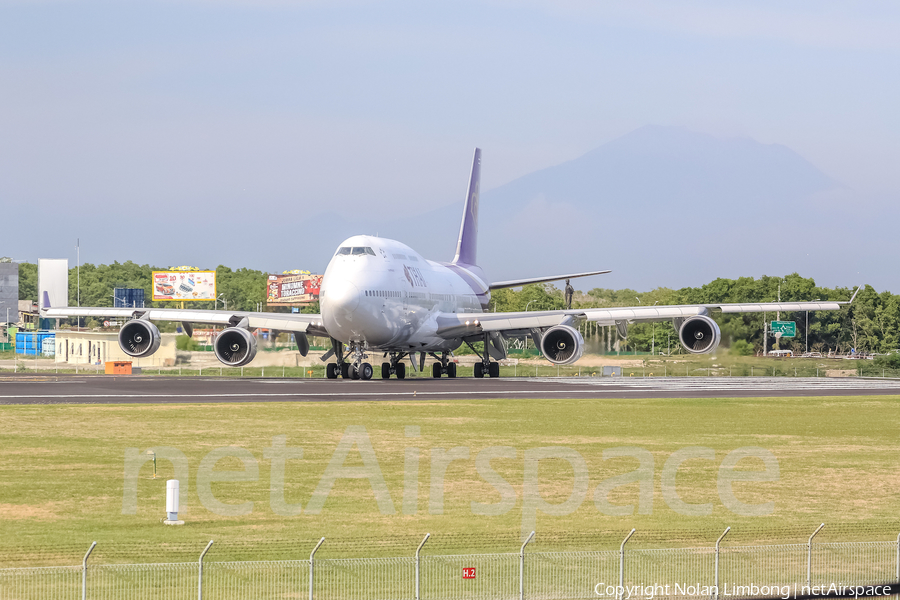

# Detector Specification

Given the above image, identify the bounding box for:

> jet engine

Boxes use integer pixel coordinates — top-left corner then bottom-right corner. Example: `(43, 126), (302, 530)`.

(678, 315), (721, 354)
(540, 324), (584, 365)
(214, 327), (258, 366)
(118, 319), (161, 357)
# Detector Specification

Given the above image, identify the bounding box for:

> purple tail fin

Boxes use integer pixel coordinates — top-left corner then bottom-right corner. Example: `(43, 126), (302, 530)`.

(452, 148), (481, 266)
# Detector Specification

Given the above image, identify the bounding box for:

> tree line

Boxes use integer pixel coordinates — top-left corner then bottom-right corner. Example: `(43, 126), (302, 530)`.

(18, 263), (895, 354)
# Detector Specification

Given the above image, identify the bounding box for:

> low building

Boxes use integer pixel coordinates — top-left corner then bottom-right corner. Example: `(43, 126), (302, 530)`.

(54, 330), (178, 367)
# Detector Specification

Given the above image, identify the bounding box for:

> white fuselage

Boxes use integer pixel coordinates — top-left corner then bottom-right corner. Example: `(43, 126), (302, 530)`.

(319, 235), (489, 352)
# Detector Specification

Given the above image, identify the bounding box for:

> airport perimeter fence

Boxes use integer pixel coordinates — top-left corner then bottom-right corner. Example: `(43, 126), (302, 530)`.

(2, 536), (898, 600)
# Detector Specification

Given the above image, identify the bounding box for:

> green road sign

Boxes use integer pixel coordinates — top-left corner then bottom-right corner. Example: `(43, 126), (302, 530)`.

(771, 321), (797, 337)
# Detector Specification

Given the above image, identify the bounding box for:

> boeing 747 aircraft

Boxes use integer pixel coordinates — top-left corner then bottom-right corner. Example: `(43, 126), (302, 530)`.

(40, 149), (855, 380)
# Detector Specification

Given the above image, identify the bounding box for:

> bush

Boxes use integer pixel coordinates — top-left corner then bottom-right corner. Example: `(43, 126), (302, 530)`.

(873, 352), (900, 369)
(730, 339), (753, 356)
(176, 335), (200, 351)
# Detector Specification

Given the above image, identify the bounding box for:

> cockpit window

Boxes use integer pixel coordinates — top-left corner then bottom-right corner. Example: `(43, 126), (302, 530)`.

(342, 246), (376, 256)
(337, 246), (376, 256)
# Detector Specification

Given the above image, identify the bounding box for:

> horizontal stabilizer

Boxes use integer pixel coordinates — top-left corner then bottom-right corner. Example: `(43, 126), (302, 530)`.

(489, 269), (611, 290)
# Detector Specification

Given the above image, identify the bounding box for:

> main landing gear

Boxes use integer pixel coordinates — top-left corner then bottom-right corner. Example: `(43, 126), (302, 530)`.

(325, 340), (374, 380)
(381, 352), (408, 380)
(473, 361), (500, 378)
(430, 352), (457, 378)
(469, 335), (501, 378)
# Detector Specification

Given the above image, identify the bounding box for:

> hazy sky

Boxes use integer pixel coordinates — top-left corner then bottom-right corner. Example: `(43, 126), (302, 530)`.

(2, 1), (898, 287)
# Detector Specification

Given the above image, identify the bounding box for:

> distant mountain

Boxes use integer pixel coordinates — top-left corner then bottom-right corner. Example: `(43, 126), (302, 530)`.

(364, 125), (841, 289)
(485, 125), (836, 215)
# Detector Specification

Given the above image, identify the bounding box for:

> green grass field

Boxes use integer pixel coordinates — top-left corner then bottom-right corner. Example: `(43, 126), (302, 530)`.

(1, 394), (898, 566)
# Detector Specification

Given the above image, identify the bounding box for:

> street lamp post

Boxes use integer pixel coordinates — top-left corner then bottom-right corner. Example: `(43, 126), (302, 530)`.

(525, 300), (535, 312)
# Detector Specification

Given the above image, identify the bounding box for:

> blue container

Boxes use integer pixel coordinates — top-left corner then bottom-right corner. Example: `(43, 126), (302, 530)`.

(15, 332), (54, 355)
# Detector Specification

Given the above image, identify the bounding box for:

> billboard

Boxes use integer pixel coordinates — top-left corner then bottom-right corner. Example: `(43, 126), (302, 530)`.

(152, 271), (216, 302)
(267, 273), (322, 305)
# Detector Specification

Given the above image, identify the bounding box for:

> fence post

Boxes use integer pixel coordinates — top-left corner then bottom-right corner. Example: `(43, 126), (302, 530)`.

(807, 523), (824, 588)
(714, 527), (730, 600)
(81, 541), (96, 600)
(618, 529), (635, 600)
(520, 531), (534, 600)
(309, 537), (325, 600)
(198, 540), (213, 600)
(415, 533), (430, 600)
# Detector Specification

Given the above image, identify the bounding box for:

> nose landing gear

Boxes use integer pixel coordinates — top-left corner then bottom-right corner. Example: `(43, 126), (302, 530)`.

(325, 339), (373, 380)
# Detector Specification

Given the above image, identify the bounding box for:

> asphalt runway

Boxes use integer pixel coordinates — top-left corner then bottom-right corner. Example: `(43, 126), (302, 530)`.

(1, 374), (900, 404)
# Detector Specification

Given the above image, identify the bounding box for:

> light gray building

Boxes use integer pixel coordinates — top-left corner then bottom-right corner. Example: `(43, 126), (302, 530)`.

(0, 261), (18, 324)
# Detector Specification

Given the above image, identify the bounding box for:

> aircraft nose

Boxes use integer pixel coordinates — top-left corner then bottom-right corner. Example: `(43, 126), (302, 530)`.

(327, 279), (360, 314)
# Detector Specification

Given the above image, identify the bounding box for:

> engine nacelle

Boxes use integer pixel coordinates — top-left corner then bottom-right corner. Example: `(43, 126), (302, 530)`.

(678, 315), (721, 354)
(540, 324), (584, 365)
(118, 319), (162, 357)
(214, 327), (258, 366)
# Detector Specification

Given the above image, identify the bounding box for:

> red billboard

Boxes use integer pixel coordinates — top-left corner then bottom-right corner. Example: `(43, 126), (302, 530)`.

(266, 273), (321, 306)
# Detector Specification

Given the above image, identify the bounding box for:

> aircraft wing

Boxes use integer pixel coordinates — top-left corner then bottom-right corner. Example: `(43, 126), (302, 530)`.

(41, 306), (328, 337)
(435, 298), (850, 340)
(489, 269), (612, 290)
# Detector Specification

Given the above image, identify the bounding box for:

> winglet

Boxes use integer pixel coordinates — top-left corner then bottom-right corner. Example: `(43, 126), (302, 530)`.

(452, 148), (481, 267)
(848, 285), (862, 304)
(42, 291), (51, 312)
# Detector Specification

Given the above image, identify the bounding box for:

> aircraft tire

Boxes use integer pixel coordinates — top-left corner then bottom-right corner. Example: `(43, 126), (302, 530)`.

(432, 363), (442, 378)
(326, 363), (338, 379)
(396, 363), (406, 380)
(341, 363), (351, 379)
(489, 362), (500, 378)
(447, 362), (457, 378)
(474, 363), (484, 378)
(350, 365), (360, 380)
(359, 362), (373, 380)
(381, 362), (391, 379)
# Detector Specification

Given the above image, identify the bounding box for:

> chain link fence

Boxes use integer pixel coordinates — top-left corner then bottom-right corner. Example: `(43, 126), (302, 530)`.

(1, 537), (898, 600)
